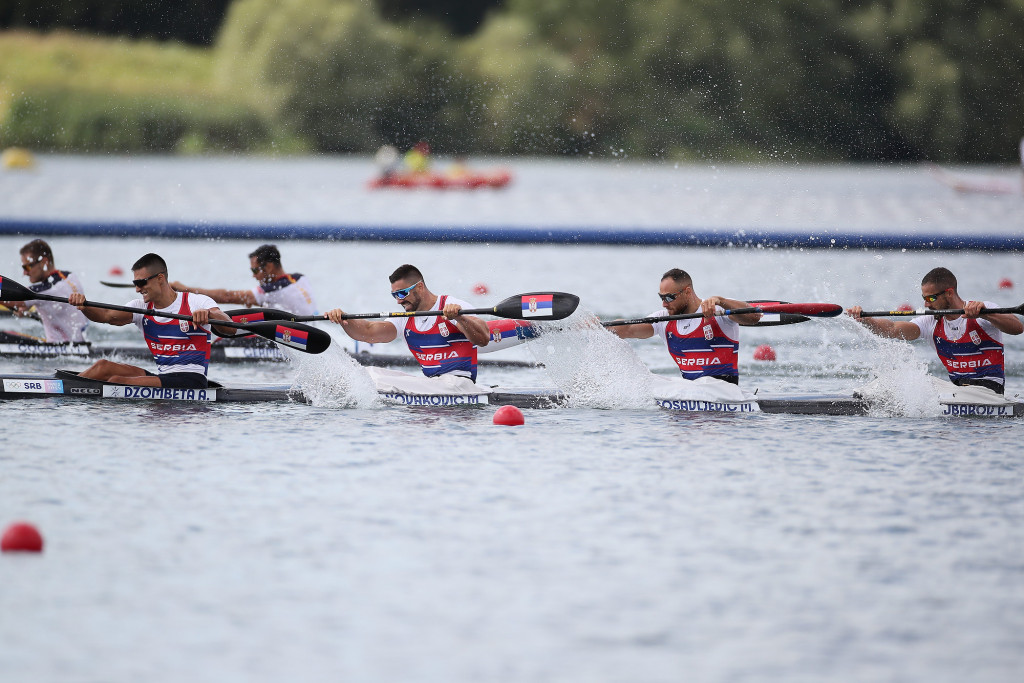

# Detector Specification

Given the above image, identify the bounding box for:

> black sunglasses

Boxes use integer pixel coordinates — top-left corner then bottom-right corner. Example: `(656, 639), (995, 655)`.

(21, 258), (42, 273)
(659, 289), (688, 303)
(133, 272), (165, 288)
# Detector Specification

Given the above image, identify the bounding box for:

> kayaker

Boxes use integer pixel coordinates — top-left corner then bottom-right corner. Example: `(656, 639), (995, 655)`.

(325, 264), (491, 394)
(171, 244), (319, 316)
(1, 239), (90, 342)
(608, 268), (762, 384)
(847, 267), (1023, 394)
(67, 253), (236, 389)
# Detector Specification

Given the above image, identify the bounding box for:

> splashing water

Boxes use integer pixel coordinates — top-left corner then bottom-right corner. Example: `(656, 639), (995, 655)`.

(836, 316), (941, 417)
(528, 307), (654, 409)
(288, 330), (380, 408)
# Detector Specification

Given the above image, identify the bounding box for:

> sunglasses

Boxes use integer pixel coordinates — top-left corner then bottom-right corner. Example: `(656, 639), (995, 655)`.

(391, 280), (422, 300)
(250, 264), (265, 274)
(659, 289), (687, 303)
(20, 258), (43, 273)
(922, 289), (948, 303)
(133, 272), (165, 288)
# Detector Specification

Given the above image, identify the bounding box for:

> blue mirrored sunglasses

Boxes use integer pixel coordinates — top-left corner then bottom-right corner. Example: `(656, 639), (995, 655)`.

(391, 280), (422, 300)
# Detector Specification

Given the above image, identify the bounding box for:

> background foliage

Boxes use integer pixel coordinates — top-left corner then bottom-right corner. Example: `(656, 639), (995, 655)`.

(1, 0), (1021, 161)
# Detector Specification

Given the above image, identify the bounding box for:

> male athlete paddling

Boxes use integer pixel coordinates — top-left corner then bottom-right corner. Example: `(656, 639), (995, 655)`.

(847, 267), (1023, 394)
(68, 253), (237, 389)
(609, 268), (761, 384)
(325, 264), (489, 392)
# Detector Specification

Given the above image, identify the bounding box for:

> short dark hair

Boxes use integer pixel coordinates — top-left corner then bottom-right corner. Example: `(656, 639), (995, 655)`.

(19, 239), (53, 263)
(249, 244), (282, 267)
(922, 267), (957, 292)
(390, 264), (423, 284)
(661, 268), (692, 287)
(132, 253), (168, 276)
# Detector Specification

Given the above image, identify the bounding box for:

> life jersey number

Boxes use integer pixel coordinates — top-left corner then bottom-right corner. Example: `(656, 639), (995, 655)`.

(404, 295), (478, 380)
(932, 317), (1004, 384)
(143, 292), (212, 375)
(665, 316), (739, 380)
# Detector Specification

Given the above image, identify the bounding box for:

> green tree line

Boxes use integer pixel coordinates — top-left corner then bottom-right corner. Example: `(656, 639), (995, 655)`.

(3, 0), (1022, 161)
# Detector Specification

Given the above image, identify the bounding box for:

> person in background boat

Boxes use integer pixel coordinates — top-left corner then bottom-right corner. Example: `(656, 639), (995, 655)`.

(170, 244), (318, 316)
(68, 253), (237, 389)
(374, 144), (401, 180)
(608, 268), (762, 384)
(0, 239), (89, 342)
(847, 267), (1023, 394)
(325, 264), (490, 389)
(404, 141), (431, 174)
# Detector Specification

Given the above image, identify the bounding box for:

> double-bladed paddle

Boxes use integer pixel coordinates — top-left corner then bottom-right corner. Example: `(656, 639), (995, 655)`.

(235, 292), (581, 323)
(602, 302), (843, 327)
(855, 303), (1024, 317)
(0, 275), (331, 354)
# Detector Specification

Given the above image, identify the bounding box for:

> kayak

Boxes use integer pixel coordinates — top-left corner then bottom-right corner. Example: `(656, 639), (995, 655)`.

(368, 170), (512, 190)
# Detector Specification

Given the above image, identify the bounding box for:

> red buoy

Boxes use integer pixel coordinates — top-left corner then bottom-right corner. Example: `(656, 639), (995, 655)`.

(752, 344), (777, 362)
(896, 303), (914, 312)
(1, 522), (44, 553)
(998, 278), (1013, 289)
(472, 282), (489, 296)
(493, 405), (524, 426)
(109, 266), (124, 276)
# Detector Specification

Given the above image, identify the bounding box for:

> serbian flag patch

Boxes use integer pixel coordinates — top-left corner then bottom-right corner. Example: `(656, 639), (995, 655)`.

(232, 312), (265, 323)
(275, 325), (308, 350)
(521, 294), (554, 318)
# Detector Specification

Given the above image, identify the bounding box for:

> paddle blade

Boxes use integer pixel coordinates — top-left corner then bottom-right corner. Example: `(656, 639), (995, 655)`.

(753, 303), (843, 318)
(492, 292), (580, 321)
(0, 275), (34, 302)
(243, 321), (332, 354)
(225, 307), (298, 324)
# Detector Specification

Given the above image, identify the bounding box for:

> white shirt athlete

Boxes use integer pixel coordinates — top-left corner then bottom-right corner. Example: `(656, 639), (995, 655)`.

(27, 270), (90, 342)
(250, 273), (318, 316)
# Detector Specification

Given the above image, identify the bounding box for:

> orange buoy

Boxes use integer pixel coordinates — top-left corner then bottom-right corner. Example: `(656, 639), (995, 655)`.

(493, 405), (525, 425)
(896, 303), (914, 312)
(752, 344), (777, 362)
(1, 522), (44, 553)
(472, 283), (489, 296)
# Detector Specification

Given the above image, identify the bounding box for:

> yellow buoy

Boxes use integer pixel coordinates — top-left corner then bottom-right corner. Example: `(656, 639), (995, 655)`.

(2, 147), (36, 170)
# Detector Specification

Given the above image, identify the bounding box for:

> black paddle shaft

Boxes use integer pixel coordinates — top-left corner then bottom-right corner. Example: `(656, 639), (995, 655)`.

(858, 303), (1024, 317)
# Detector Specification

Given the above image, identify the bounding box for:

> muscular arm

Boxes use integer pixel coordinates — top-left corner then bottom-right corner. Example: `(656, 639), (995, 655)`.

(846, 307), (922, 340)
(67, 292), (132, 326)
(451, 314), (490, 347)
(608, 322), (656, 339)
(965, 301), (1024, 335)
(324, 310), (398, 343)
(703, 296), (762, 325)
(171, 282), (258, 307)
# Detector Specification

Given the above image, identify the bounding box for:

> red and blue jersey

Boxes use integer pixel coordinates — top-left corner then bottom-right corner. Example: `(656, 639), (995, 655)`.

(136, 292), (213, 375)
(659, 315), (740, 382)
(931, 316), (1004, 387)
(404, 295), (479, 380)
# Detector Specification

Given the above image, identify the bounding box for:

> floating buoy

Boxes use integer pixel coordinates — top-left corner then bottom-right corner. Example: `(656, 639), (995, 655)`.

(896, 303), (914, 312)
(998, 278), (1013, 289)
(2, 147), (35, 170)
(472, 282), (489, 296)
(109, 266), (124, 277)
(493, 405), (524, 426)
(1, 522), (44, 553)
(752, 344), (776, 362)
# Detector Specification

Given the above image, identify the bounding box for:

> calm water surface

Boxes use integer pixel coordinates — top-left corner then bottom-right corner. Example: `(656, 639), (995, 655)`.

(1, 164), (1023, 682)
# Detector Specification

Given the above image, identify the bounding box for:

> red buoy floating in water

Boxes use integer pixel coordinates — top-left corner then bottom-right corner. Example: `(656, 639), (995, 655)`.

(896, 303), (914, 312)
(109, 266), (124, 277)
(998, 278), (1013, 289)
(752, 344), (777, 362)
(1, 522), (44, 553)
(472, 282), (490, 296)
(493, 405), (524, 426)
